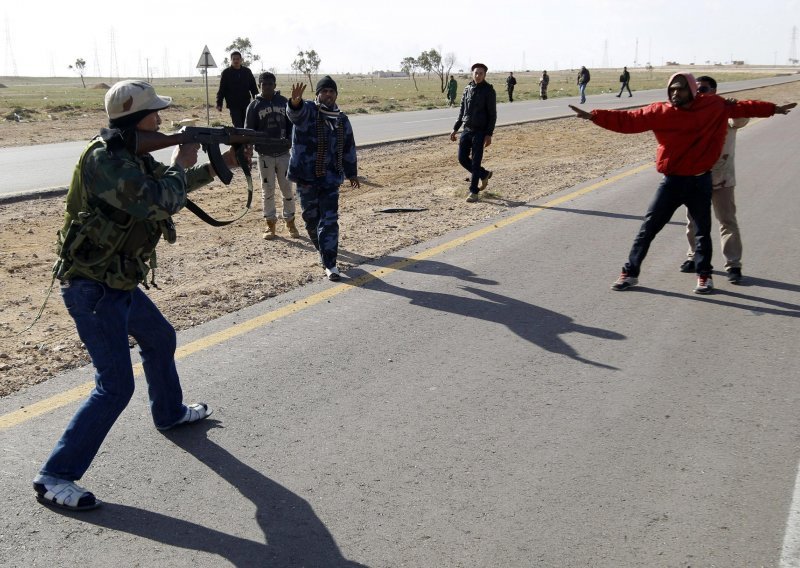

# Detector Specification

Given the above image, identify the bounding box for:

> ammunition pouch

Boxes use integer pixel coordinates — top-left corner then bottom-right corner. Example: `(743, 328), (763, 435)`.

(54, 206), (162, 289)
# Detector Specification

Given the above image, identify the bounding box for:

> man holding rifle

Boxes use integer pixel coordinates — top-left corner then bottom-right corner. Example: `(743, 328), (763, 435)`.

(34, 80), (251, 511)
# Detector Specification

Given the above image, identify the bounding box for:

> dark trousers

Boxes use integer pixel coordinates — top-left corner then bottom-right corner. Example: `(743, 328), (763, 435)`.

(228, 107), (247, 128)
(296, 183), (340, 269)
(624, 173), (713, 277)
(458, 130), (489, 193)
(617, 82), (632, 96)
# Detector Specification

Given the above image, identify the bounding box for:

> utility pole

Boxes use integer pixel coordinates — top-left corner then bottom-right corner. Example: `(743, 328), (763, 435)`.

(790, 25), (798, 64)
(109, 28), (119, 79)
(93, 41), (101, 77)
(634, 38), (639, 67)
(4, 18), (18, 76)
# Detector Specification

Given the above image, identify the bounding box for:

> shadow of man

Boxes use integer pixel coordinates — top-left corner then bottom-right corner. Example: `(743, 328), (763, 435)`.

(359, 260), (624, 370)
(71, 421), (368, 568)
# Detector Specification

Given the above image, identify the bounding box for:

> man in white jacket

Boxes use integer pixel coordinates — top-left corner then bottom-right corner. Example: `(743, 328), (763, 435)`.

(679, 75), (748, 284)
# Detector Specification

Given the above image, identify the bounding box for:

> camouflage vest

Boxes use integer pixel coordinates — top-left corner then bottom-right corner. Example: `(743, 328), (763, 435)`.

(53, 138), (176, 290)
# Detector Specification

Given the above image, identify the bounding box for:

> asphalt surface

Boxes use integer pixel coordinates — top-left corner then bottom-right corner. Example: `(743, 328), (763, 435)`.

(1, 108), (799, 566)
(1, 74), (798, 201)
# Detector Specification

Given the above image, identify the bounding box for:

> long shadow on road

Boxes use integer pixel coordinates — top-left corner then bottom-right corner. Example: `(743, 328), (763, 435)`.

(71, 421), (367, 568)
(631, 281), (800, 318)
(352, 257), (625, 370)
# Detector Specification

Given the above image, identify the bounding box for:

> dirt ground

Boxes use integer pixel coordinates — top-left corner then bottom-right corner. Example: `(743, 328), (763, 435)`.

(0, 82), (797, 397)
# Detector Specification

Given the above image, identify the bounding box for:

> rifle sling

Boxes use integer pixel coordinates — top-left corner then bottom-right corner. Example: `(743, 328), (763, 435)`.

(185, 145), (253, 227)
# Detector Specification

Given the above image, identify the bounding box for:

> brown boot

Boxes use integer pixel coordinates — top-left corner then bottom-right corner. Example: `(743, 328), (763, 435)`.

(263, 219), (277, 240)
(285, 218), (301, 238)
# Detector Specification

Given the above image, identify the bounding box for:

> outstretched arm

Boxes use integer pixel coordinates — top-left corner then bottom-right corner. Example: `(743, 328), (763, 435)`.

(775, 102), (797, 115)
(569, 105), (593, 120)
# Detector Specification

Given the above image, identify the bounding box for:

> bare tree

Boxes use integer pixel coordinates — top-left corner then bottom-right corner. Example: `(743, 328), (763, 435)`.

(419, 49), (456, 93)
(400, 56), (419, 91)
(291, 49), (321, 85)
(68, 58), (87, 88)
(442, 52), (457, 91)
(223, 37), (260, 68)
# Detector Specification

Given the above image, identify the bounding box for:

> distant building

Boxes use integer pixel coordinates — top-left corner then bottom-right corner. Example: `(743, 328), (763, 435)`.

(372, 70), (407, 78)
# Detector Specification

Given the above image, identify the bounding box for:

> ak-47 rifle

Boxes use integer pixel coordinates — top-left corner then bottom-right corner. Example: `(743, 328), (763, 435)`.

(135, 126), (292, 184)
(134, 126), (292, 226)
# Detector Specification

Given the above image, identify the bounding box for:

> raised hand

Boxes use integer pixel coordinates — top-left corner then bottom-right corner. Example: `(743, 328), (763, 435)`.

(290, 83), (306, 105)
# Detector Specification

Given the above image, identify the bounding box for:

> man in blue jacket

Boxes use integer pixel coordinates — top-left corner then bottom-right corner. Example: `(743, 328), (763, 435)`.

(450, 62), (497, 203)
(287, 76), (359, 281)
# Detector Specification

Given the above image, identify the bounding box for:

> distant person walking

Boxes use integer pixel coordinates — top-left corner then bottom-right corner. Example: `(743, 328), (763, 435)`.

(617, 66), (632, 97)
(245, 72), (299, 240)
(506, 71), (517, 102)
(287, 76), (359, 282)
(680, 75), (749, 283)
(450, 62), (497, 203)
(215, 51), (259, 127)
(577, 66), (590, 104)
(569, 72), (795, 294)
(447, 75), (458, 107)
(539, 70), (550, 100)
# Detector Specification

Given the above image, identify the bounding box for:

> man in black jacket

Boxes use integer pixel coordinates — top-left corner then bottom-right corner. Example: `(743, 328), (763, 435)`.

(215, 51), (259, 127)
(616, 66), (632, 97)
(450, 62), (497, 203)
(506, 71), (517, 102)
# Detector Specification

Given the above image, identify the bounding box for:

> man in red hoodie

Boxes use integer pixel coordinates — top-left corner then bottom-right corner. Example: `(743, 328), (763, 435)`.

(569, 73), (795, 294)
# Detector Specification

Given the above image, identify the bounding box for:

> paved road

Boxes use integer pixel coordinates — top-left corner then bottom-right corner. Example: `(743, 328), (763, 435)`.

(1, 108), (798, 566)
(1, 74), (798, 200)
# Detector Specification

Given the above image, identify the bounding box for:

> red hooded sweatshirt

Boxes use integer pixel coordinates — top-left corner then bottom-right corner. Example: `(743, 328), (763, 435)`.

(590, 72), (777, 176)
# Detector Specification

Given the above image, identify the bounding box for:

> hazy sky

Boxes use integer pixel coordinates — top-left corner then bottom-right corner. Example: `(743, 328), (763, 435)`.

(2, 0), (798, 78)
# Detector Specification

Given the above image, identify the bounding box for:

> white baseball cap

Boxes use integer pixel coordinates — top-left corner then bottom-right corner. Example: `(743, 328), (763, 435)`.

(105, 80), (172, 119)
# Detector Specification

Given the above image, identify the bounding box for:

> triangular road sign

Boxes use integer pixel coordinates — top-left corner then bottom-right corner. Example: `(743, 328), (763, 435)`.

(196, 45), (217, 69)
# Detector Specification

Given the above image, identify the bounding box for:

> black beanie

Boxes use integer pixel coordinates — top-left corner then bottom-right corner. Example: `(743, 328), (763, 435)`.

(315, 75), (337, 94)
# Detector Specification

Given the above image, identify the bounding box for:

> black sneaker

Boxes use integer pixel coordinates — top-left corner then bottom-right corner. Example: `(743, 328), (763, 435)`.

(727, 267), (743, 284)
(466, 192), (479, 203)
(679, 259), (695, 273)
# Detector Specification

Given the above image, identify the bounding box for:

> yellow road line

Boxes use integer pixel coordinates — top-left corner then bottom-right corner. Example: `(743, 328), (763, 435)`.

(0, 162), (652, 430)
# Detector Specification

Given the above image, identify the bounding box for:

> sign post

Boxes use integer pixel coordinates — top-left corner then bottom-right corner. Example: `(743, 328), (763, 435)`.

(196, 46), (217, 125)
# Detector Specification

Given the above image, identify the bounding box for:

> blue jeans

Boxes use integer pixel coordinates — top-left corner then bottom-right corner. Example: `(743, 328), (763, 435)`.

(458, 130), (489, 193)
(40, 279), (186, 481)
(624, 173), (713, 277)
(579, 83), (587, 103)
(296, 183), (340, 269)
